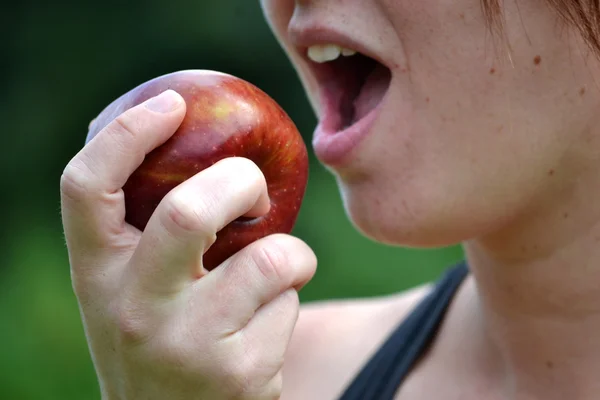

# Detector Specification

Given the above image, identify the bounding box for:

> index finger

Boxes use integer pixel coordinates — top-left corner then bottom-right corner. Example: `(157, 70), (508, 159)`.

(60, 90), (186, 255)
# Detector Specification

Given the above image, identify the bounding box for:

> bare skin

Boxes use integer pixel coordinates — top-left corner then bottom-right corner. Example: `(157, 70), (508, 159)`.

(259, 0), (600, 399)
(282, 284), (433, 399)
(61, 0), (600, 399)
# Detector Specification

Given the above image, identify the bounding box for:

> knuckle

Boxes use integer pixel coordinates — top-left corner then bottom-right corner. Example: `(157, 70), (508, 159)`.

(221, 350), (278, 397)
(277, 234), (317, 273)
(162, 190), (217, 235)
(224, 156), (260, 174)
(223, 359), (255, 395)
(114, 109), (140, 135)
(111, 298), (151, 346)
(220, 157), (266, 189)
(237, 158), (267, 189)
(252, 242), (288, 285)
(108, 112), (141, 148)
(234, 157), (263, 177)
(60, 158), (95, 201)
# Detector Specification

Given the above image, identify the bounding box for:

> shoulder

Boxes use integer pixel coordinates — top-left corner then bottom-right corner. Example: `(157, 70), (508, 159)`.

(280, 283), (434, 400)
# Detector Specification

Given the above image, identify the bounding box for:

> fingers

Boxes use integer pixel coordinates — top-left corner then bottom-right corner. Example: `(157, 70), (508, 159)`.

(200, 234), (317, 331)
(61, 90), (187, 254)
(231, 290), (298, 398)
(207, 289), (299, 399)
(126, 157), (271, 297)
(241, 289), (300, 361)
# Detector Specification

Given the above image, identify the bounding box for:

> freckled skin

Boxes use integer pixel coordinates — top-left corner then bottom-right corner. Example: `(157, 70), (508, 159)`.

(262, 0), (600, 251)
(86, 70), (309, 270)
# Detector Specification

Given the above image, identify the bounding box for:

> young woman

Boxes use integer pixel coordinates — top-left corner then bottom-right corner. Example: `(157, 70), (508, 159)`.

(60, 0), (600, 399)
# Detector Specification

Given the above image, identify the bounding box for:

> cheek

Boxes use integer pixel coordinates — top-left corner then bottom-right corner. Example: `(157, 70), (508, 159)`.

(336, 80), (565, 248)
(337, 165), (517, 248)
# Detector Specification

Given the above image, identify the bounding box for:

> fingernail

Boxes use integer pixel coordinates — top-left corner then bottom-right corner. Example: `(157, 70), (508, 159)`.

(146, 90), (182, 113)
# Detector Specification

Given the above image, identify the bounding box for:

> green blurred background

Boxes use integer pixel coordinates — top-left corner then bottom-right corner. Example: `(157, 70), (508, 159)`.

(1, 2), (464, 398)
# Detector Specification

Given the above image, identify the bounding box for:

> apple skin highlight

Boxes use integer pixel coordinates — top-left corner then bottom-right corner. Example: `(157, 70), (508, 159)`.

(86, 70), (309, 271)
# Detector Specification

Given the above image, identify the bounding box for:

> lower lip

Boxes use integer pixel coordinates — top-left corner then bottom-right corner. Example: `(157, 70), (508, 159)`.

(312, 102), (382, 167)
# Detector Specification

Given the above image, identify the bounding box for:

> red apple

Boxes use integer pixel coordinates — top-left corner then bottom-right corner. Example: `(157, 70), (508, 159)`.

(86, 70), (309, 271)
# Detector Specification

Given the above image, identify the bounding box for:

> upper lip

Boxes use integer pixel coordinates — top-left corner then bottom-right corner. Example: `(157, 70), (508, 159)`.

(285, 22), (393, 123)
(287, 24), (391, 69)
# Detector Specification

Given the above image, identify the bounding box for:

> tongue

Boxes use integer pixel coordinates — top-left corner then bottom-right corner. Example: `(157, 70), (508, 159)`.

(353, 64), (390, 122)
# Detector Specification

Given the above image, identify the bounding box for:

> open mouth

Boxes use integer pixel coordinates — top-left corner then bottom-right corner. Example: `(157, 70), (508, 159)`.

(305, 45), (392, 133)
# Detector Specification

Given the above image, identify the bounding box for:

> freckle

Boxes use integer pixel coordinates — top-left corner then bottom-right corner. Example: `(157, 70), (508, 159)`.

(548, 169), (555, 176)
(425, 97), (430, 103)
(580, 87), (586, 96)
(534, 55), (541, 65)
(459, 13), (465, 19)
(490, 67), (496, 74)
(563, 212), (569, 219)
(546, 361), (554, 369)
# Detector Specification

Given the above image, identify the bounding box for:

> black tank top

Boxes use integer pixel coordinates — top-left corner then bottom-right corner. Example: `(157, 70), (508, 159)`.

(337, 261), (469, 400)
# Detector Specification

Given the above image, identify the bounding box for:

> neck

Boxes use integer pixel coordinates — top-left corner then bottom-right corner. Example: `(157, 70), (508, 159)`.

(461, 158), (600, 399)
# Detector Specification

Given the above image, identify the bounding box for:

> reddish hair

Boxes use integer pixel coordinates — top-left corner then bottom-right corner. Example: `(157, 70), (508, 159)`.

(481, 0), (600, 54)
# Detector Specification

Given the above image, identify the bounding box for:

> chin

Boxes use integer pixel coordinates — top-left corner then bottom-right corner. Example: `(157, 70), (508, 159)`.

(337, 179), (485, 249)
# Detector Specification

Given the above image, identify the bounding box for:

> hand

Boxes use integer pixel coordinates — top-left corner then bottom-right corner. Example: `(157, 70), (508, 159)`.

(60, 90), (317, 399)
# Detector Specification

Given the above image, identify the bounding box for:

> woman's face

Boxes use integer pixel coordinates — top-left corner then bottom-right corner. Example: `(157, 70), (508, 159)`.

(260, 0), (600, 247)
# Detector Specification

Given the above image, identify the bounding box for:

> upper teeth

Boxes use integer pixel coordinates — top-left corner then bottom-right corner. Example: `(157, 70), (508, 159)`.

(307, 44), (357, 63)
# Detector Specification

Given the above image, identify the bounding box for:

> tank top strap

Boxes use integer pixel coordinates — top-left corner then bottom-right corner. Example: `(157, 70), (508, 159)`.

(337, 261), (469, 400)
